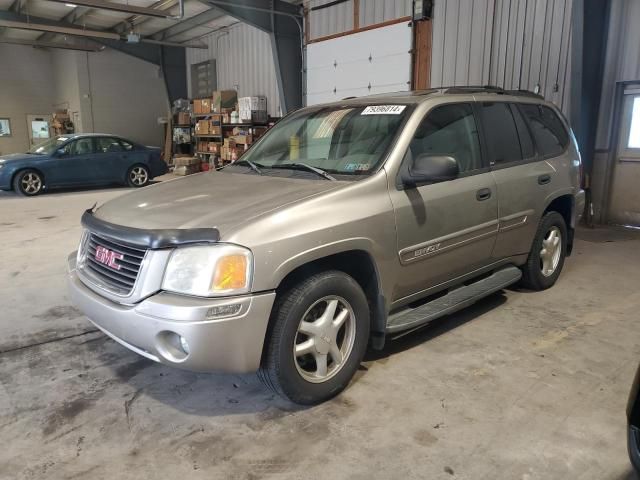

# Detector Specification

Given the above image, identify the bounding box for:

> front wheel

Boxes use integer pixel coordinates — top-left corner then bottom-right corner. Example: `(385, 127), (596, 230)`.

(258, 271), (370, 405)
(520, 211), (568, 290)
(13, 169), (44, 196)
(127, 165), (150, 188)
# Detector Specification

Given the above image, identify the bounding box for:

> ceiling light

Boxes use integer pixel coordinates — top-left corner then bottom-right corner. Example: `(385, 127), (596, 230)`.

(65, 3), (77, 7)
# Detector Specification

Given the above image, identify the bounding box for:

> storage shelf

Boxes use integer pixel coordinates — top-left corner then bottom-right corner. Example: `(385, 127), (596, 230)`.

(195, 134), (222, 138)
(196, 151), (216, 155)
(173, 124), (191, 128)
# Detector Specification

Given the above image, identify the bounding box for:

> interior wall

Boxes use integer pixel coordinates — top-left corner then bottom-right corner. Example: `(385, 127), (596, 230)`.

(186, 22), (282, 117)
(80, 50), (168, 146)
(51, 50), (83, 132)
(0, 44), (54, 155)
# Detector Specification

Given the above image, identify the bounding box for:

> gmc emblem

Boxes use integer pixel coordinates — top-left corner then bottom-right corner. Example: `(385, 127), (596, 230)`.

(94, 245), (124, 270)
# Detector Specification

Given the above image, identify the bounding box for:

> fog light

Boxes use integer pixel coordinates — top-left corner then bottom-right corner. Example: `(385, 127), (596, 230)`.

(179, 335), (190, 355)
(206, 303), (242, 319)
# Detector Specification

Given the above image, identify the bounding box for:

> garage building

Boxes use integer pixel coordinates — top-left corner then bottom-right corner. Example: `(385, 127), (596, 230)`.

(1, 1), (639, 478)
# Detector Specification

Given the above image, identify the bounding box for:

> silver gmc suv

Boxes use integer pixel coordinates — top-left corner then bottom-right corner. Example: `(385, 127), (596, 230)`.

(68, 87), (585, 405)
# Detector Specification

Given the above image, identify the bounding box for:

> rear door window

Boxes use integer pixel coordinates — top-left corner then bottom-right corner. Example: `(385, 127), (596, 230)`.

(518, 104), (569, 158)
(478, 102), (524, 166)
(96, 137), (124, 153)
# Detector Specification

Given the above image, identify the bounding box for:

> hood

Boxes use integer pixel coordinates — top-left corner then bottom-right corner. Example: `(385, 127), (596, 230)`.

(0, 153), (41, 163)
(94, 171), (346, 236)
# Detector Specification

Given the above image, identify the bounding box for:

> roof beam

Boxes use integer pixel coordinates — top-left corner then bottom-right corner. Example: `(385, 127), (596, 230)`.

(111, 0), (179, 35)
(47, 0), (181, 19)
(0, 37), (102, 51)
(0, 19), (121, 39)
(37, 5), (93, 42)
(151, 6), (226, 40)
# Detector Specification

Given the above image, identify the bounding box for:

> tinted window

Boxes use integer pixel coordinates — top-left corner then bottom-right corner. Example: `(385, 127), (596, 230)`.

(63, 138), (95, 155)
(519, 104), (569, 158)
(96, 137), (124, 153)
(118, 139), (134, 151)
(479, 102), (523, 165)
(409, 103), (482, 173)
(511, 104), (535, 159)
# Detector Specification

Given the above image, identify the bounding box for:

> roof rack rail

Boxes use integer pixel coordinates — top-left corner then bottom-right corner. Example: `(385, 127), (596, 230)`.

(504, 89), (544, 99)
(443, 85), (505, 94)
(441, 85), (544, 99)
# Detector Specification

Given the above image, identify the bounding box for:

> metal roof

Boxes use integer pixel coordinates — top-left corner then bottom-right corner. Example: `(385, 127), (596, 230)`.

(0, 0), (300, 50)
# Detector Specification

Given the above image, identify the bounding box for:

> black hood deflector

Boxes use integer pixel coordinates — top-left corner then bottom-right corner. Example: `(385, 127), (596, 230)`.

(81, 208), (220, 249)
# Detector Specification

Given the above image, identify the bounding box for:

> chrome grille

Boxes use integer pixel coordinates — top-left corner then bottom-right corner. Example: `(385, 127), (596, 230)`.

(83, 233), (147, 295)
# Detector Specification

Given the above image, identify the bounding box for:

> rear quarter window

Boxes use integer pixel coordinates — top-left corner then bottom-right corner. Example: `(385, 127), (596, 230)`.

(518, 104), (569, 158)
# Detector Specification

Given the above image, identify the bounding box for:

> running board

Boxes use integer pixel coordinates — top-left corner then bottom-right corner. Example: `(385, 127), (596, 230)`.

(386, 266), (522, 335)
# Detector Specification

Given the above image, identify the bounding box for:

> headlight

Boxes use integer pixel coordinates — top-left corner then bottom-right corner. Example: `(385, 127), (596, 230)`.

(162, 244), (253, 297)
(76, 230), (90, 267)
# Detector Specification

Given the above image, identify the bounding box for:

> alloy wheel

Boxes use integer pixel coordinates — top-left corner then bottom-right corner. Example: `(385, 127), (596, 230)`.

(129, 166), (148, 186)
(293, 296), (356, 384)
(20, 173), (42, 194)
(540, 226), (562, 277)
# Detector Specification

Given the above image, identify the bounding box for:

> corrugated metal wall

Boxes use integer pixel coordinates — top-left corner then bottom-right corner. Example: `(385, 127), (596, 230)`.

(431, 0), (573, 114)
(307, 0), (412, 40)
(308, 0), (354, 39)
(185, 23), (282, 117)
(359, 0), (412, 27)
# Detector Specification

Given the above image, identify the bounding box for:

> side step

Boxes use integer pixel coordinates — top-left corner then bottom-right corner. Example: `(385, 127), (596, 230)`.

(386, 266), (522, 335)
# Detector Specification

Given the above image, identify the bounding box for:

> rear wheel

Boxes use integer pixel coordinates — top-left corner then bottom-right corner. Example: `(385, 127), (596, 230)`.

(13, 169), (44, 196)
(258, 271), (370, 405)
(127, 164), (150, 188)
(520, 211), (567, 290)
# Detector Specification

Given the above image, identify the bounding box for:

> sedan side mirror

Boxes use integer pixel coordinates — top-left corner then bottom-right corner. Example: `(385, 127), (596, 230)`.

(401, 154), (459, 187)
(56, 149), (67, 157)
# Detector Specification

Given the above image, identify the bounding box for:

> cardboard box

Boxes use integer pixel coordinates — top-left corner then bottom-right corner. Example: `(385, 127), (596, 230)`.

(177, 112), (191, 125)
(195, 120), (210, 135)
(212, 90), (238, 113)
(232, 134), (253, 145)
(193, 98), (211, 114)
(209, 125), (221, 136)
(239, 96), (267, 123)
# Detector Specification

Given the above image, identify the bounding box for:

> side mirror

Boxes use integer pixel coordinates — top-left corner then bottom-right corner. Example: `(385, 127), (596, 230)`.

(56, 149), (67, 157)
(401, 154), (459, 187)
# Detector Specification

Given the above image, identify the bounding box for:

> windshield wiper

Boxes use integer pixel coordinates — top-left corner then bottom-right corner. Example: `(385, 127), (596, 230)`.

(270, 163), (336, 181)
(233, 159), (263, 175)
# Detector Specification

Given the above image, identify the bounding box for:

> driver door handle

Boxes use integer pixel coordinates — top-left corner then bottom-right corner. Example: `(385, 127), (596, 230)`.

(476, 188), (492, 201)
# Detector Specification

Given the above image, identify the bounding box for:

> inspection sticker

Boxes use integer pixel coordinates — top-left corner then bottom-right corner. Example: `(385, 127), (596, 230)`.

(361, 105), (406, 115)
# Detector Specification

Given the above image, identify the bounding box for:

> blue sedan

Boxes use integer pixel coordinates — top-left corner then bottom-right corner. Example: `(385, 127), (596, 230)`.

(0, 134), (168, 196)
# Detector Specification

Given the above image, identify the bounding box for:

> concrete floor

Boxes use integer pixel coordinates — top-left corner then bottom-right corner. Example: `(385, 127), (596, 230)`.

(1, 181), (639, 479)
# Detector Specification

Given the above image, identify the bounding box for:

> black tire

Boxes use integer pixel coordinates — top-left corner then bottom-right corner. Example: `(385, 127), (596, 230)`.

(13, 169), (44, 196)
(520, 211), (568, 290)
(126, 164), (150, 188)
(258, 271), (370, 405)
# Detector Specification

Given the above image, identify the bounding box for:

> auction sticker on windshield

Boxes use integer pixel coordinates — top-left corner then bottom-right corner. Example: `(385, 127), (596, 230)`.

(361, 105), (406, 115)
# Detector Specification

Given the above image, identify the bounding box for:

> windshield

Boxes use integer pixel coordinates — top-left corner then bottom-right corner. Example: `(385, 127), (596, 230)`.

(241, 104), (410, 175)
(28, 136), (70, 155)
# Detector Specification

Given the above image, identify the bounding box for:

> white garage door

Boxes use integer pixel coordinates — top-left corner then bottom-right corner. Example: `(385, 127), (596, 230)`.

(306, 21), (412, 106)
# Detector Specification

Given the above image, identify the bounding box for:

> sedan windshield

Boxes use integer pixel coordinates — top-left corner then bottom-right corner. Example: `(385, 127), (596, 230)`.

(241, 104), (410, 176)
(28, 136), (70, 155)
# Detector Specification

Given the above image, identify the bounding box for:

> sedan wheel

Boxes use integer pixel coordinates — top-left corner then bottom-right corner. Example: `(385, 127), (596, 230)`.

(13, 170), (44, 196)
(127, 165), (150, 188)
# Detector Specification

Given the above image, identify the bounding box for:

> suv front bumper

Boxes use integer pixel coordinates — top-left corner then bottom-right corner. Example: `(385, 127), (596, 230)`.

(67, 253), (275, 373)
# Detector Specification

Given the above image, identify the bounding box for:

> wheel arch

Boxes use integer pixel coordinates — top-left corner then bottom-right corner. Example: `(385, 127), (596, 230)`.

(271, 247), (387, 351)
(542, 193), (575, 255)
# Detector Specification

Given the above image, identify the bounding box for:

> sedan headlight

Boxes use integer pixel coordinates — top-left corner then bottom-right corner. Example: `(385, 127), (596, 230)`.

(162, 244), (253, 297)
